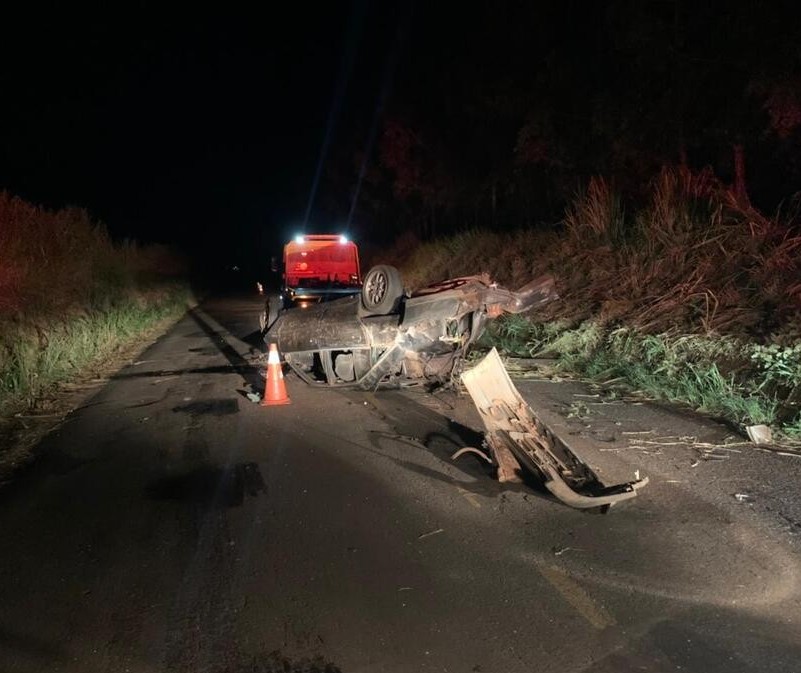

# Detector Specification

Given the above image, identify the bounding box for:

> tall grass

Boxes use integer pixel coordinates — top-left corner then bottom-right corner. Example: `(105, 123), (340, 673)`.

(0, 192), (191, 415)
(0, 289), (191, 412)
(399, 166), (801, 437)
(397, 227), (559, 291)
(552, 326), (787, 428)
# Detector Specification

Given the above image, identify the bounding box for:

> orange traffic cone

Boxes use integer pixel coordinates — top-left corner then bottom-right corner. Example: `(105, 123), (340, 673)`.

(262, 343), (291, 406)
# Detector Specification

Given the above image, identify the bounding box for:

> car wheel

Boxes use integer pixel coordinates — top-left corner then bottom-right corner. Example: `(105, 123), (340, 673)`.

(361, 265), (404, 315)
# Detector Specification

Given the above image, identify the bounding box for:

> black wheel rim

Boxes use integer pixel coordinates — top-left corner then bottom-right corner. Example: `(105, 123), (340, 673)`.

(366, 271), (387, 306)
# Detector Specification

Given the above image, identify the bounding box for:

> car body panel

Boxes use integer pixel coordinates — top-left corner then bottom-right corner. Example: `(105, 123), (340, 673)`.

(462, 348), (649, 510)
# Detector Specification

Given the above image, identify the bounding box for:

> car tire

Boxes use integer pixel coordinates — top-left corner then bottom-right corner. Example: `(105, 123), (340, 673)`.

(361, 265), (404, 315)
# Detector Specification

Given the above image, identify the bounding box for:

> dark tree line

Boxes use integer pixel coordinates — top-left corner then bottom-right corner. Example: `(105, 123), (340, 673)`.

(317, 0), (801, 243)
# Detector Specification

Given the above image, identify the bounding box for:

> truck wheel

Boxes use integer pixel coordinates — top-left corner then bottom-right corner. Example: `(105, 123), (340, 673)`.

(361, 265), (404, 315)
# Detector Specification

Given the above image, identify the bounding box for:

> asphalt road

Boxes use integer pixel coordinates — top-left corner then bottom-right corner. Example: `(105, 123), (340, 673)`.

(1, 295), (800, 673)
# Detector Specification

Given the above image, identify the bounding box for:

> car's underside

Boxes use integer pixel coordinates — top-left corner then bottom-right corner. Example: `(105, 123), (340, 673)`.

(264, 271), (558, 390)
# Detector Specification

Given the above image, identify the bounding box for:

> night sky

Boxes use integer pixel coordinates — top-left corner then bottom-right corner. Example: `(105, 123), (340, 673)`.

(2, 2), (800, 269)
(0, 2), (399, 264)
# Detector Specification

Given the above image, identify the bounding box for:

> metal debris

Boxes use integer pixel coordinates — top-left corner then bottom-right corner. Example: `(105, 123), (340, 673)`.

(418, 528), (444, 540)
(746, 424), (772, 445)
(462, 348), (648, 510)
(552, 546), (581, 556)
(451, 446), (493, 464)
(701, 451), (730, 461)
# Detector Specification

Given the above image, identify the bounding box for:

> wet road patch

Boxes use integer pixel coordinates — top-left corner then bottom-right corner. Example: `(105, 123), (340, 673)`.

(146, 462), (265, 508)
(172, 399), (240, 416)
(232, 651), (342, 673)
(187, 346), (218, 356)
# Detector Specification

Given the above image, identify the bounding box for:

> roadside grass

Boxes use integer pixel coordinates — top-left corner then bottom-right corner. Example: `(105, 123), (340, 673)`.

(0, 192), (192, 417)
(482, 319), (801, 436)
(0, 286), (191, 414)
(399, 166), (801, 438)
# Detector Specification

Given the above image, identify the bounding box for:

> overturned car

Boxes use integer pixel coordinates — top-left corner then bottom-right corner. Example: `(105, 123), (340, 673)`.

(263, 265), (558, 390)
(262, 265), (649, 509)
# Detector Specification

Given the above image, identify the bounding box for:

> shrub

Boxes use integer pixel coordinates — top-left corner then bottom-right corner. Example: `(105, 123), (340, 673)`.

(0, 192), (191, 414)
(398, 165), (801, 436)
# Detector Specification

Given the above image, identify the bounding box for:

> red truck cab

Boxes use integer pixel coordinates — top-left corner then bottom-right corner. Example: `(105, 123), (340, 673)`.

(282, 234), (361, 308)
(261, 234), (363, 333)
